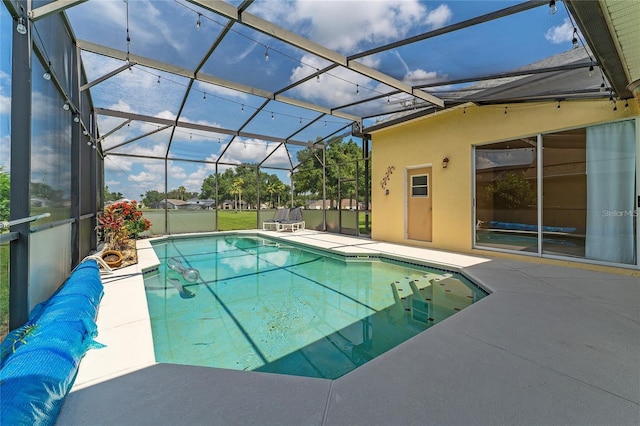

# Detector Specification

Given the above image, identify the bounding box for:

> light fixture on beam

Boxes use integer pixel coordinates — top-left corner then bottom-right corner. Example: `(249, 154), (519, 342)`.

(16, 17), (27, 35)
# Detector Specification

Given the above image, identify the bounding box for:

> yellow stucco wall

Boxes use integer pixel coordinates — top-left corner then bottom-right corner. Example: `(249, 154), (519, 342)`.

(371, 98), (639, 272)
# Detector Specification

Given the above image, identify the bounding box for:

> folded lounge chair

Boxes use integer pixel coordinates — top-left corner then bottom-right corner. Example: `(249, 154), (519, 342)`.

(262, 208), (290, 230)
(277, 207), (305, 232)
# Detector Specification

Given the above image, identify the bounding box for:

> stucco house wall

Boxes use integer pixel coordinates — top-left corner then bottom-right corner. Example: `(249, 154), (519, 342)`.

(371, 99), (639, 268)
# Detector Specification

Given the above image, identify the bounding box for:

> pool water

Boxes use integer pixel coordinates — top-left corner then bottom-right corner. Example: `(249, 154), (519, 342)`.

(145, 235), (487, 379)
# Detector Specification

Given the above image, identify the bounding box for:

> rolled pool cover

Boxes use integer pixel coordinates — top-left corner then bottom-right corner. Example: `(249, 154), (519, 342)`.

(0, 259), (104, 425)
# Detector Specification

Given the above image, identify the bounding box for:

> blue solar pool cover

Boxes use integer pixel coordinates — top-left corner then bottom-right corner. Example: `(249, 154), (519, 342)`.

(0, 260), (104, 425)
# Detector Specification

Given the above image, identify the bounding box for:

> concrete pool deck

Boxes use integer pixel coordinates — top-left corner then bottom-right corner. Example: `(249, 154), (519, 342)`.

(58, 230), (639, 425)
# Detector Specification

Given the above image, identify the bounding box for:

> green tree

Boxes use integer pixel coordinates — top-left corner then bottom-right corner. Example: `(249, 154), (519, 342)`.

(0, 167), (9, 222)
(231, 178), (244, 210)
(104, 186), (123, 203)
(142, 190), (164, 207)
(166, 188), (198, 200)
(483, 171), (536, 209)
(200, 165), (287, 208)
(294, 138), (366, 208)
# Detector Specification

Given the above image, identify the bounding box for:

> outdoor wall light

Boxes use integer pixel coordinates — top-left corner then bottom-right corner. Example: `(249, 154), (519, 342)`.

(442, 157), (450, 168)
(16, 17), (27, 35)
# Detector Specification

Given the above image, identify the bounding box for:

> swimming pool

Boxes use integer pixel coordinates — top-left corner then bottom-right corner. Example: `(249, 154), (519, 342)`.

(144, 235), (487, 379)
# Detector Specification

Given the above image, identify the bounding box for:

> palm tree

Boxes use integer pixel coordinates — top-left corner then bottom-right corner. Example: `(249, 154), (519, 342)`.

(177, 185), (186, 201)
(266, 182), (276, 208)
(231, 178), (244, 211)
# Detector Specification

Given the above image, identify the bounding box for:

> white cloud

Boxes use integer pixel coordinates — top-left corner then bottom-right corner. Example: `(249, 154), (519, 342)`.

(0, 94), (10, 114)
(403, 68), (439, 84)
(103, 154), (134, 173)
(289, 54), (374, 106)
(253, 0), (448, 54)
(129, 171), (156, 184)
(425, 4), (453, 29)
(545, 18), (574, 44)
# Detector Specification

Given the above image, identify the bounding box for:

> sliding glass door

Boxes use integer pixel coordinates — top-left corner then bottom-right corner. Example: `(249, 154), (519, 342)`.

(475, 119), (638, 267)
(475, 138), (538, 253)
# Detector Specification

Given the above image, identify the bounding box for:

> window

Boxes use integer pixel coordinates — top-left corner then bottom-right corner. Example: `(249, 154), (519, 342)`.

(475, 138), (538, 253)
(411, 175), (428, 197)
(474, 120), (637, 266)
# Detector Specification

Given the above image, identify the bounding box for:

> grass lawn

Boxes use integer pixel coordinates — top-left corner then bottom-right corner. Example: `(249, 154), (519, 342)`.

(217, 210), (258, 231)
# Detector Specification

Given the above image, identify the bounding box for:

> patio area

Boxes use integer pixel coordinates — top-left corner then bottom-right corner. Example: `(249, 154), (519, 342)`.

(58, 231), (639, 425)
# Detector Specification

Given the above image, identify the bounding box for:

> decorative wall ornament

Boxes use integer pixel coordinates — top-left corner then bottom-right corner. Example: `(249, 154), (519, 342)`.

(380, 165), (395, 194)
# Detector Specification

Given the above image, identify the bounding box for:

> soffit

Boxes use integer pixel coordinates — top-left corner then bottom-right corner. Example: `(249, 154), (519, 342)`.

(601, 0), (640, 87)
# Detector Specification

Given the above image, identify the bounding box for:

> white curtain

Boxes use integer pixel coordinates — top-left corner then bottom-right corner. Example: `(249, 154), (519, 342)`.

(585, 120), (636, 264)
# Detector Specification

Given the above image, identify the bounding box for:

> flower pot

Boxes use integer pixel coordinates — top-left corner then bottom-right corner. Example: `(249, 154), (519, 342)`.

(101, 250), (123, 268)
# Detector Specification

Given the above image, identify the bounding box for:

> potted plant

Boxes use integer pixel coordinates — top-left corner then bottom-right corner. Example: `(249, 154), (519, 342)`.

(96, 200), (151, 268)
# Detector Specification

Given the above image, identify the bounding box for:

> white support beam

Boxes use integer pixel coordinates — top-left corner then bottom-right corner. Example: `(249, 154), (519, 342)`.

(78, 39), (362, 123)
(193, 0), (445, 108)
(196, 72), (274, 100)
(95, 108), (311, 146)
(77, 39), (196, 79)
(276, 95), (361, 123)
(81, 62), (136, 92)
(29, 0), (87, 21)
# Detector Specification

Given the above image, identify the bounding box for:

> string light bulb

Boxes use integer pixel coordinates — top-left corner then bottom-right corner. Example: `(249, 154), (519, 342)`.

(600, 79), (606, 92)
(74, 114), (80, 123)
(265, 47), (269, 61)
(16, 17), (27, 34)
(63, 102), (70, 111)
(203, 92), (207, 101)
(43, 71), (51, 80)
(549, 0), (557, 15)
(356, 84), (360, 96)
(241, 104), (244, 112)
(271, 112), (274, 120)
(572, 28), (579, 49)
(157, 75), (161, 84)
(588, 63), (594, 77)
(196, 14), (201, 30)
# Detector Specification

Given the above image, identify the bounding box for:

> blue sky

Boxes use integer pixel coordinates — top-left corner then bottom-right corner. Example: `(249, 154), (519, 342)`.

(1, 0), (579, 201)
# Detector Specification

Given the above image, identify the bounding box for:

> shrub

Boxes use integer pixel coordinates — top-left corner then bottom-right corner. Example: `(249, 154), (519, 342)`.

(97, 201), (151, 250)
